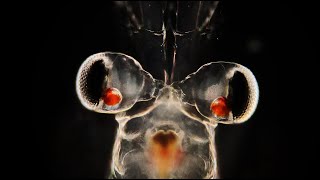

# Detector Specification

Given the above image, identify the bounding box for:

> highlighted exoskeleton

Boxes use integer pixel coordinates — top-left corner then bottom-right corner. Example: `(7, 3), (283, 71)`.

(76, 52), (259, 178)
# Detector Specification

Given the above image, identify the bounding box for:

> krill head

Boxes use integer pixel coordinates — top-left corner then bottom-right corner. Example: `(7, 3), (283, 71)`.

(76, 52), (259, 178)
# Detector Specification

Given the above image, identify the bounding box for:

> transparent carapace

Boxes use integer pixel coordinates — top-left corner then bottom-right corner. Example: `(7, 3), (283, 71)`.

(76, 1), (259, 179)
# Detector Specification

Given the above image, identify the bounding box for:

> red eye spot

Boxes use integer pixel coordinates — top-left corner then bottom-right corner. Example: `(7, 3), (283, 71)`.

(210, 96), (230, 118)
(103, 88), (122, 106)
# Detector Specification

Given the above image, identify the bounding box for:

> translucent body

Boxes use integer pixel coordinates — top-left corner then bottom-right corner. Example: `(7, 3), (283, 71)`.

(112, 92), (217, 178)
(76, 1), (259, 179)
(76, 52), (259, 178)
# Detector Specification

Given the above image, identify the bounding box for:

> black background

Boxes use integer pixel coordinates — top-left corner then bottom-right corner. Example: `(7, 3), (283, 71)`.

(32, 1), (317, 178)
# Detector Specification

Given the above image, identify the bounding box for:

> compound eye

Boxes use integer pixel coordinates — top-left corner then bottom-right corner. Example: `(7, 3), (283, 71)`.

(103, 87), (122, 109)
(76, 52), (164, 114)
(210, 96), (230, 120)
(173, 62), (259, 124)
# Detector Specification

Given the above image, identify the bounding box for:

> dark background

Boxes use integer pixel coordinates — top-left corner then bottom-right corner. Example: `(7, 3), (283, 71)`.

(32, 1), (317, 178)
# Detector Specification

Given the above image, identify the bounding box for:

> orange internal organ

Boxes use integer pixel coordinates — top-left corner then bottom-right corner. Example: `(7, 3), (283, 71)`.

(103, 88), (122, 106)
(148, 131), (184, 178)
(210, 96), (230, 118)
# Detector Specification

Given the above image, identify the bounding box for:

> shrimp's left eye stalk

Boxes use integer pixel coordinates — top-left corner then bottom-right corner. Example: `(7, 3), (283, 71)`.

(103, 87), (122, 106)
(76, 52), (163, 114)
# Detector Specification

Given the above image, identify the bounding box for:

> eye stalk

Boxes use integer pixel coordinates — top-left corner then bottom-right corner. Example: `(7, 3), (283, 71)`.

(210, 96), (230, 120)
(103, 87), (122, 107)
(76, 52), (162, 114)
